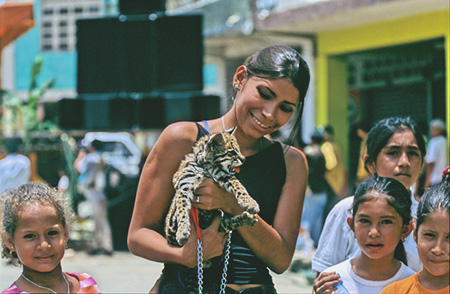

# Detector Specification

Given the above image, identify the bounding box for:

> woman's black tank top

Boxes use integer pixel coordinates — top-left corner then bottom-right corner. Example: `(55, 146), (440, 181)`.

(195, 122), (286, 285)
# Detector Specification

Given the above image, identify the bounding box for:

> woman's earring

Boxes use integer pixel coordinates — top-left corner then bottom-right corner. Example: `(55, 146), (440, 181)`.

(234, 84), (239, 90)
(10, 247), (14, 255)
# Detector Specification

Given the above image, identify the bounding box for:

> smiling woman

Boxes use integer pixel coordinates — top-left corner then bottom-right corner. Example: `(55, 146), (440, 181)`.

(127, 44), (311, 293)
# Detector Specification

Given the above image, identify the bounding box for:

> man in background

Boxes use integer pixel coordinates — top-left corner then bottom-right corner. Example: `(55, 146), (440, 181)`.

(425, 118), (448, 188)
(0, 138), (30, 193)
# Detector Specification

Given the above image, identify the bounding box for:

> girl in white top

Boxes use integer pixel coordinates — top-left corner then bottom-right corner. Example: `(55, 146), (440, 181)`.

(314, 177), (416, 294)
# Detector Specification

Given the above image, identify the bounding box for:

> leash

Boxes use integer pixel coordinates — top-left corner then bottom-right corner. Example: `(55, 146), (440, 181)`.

(190, 207), (232, 294)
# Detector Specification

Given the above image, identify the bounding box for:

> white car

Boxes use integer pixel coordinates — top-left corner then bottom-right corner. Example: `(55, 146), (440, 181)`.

(82, 132), (142, 178)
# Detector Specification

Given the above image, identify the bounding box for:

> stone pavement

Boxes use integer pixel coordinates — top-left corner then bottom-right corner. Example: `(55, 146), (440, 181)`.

(0, 250), (314, 293)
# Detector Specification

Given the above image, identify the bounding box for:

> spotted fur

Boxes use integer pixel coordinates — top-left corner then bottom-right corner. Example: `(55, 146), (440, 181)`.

(165, 129), (259, 247)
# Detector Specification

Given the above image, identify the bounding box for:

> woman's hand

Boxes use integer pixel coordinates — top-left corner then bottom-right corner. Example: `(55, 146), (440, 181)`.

(313, 272), (340, 294)
(193, 179), (244, 216)
(180, 215), (227, 268)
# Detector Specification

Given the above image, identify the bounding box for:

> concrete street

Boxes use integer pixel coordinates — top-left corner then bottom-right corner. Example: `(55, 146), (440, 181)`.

(0, 249), (313, 293)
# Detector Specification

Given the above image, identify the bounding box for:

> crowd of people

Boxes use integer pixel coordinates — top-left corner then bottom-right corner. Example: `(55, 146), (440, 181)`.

(0, 44), (448, 294)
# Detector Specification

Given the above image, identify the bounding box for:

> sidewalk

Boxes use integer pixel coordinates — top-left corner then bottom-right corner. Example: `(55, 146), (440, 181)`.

(1, 250), (313, 293)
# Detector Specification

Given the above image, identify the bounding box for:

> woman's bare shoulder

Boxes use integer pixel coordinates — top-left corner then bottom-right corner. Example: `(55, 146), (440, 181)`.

(282, 144), (307, 170)
(159, 121), (199, 144)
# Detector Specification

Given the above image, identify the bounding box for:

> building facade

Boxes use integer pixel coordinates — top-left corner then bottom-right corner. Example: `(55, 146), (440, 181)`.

(2, 0), (449, 183)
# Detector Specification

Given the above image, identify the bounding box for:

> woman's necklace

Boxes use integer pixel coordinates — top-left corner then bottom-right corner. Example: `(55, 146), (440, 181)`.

(221, 116), (235, 133)
(21, 272), (69, 294)
(221, 116), (263, 151)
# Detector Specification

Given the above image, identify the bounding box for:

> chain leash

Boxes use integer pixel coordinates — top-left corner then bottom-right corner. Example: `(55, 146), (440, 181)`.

(197, 239), (204, 294)
(196, 230), (232, 294)
(219, 230), (232, 294)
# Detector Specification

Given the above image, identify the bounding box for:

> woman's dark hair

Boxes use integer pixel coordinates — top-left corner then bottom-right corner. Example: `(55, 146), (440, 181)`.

(352, 177), (412, 265)
(245, 44), (310, 146)
(415, 167), (450, 233)
(364, 116), (426, 175)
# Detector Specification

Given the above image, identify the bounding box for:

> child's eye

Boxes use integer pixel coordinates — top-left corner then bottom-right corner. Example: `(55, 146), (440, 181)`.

(424, 233), (435, 238)
(48, 230), (59, 236)
(408, 151), (420, 157)
(381, 219), (393, 224)
(386, 151), (399, 156)
(24, 234), (35, 239)
(358, 219), (369, 224)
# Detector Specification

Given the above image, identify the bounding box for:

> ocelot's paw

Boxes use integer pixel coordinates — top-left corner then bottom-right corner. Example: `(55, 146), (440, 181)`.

(220, 211), (258, 232)
(176, 219), (191, 246)
(240, 197), (260, 215)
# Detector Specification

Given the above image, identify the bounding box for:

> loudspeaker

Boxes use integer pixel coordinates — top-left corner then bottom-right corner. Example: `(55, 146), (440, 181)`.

(58, 93), (220, 130)
(58, 99), (85, 130)
(137, 95), (166, 129)
(119, 0), (166, 15)
(76, 14), (203, 94)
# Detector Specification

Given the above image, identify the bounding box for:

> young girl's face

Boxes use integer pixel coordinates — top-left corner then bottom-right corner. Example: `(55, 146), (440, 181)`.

(414, 210), (450, 278)
(348, 197), (412, 262)
(366, 129), (423, 189)
(6, 203), (68, 273)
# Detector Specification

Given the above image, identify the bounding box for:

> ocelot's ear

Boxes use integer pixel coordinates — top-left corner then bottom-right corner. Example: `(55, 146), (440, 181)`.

(228, 127), (237, 135)
(208, 133), (225, 149)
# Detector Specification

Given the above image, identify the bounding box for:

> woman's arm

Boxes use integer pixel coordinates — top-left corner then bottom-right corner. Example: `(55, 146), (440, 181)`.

(127, 122), (226, 268)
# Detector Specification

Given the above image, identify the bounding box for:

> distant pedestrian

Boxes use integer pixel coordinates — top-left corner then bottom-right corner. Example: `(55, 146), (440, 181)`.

(0, 138), (30, 193)
(1, 183), (102, 293)
(76, 139), (113, 256)
(355, 120), (372, 187)
(425, 118), (448, 188)
(301, 130), (331, 246)
(320, 125), (346, 198)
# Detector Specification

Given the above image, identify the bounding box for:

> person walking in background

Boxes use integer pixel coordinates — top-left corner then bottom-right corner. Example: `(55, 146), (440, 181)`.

(1, 183), (102, 293)
(0, 138), (30, 193)
(424, 118), (448, 188)
(312, 116), (426, 280)
(320, 125), (347, 199)
(128, 44), (310, 293)
(355, 120), (372, 188)
(301, 130), (333, 246)
(75, 139), (113, 256)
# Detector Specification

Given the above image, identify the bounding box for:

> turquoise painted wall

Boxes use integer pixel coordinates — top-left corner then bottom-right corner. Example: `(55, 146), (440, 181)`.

(15, 0), (77, 90)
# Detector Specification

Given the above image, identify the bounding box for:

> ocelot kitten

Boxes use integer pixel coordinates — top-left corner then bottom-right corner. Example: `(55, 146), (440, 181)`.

(165, 129), (260, 247)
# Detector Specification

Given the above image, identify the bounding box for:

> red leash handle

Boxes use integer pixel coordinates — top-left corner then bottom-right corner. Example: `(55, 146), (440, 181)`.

(190, 206), (202, 242)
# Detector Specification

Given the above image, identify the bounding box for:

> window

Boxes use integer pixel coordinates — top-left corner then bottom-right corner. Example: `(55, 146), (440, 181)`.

(40, 0), (105, 52)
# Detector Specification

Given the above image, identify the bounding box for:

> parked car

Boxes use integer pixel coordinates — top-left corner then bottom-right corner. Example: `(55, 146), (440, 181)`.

(82, 132), (142, 179)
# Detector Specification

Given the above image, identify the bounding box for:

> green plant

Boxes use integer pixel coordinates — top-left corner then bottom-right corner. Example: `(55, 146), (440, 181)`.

(0, 55), (56, 153)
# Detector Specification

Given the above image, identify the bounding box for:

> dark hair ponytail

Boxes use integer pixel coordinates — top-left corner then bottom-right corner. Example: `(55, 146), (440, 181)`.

(394, 241), (408, 265)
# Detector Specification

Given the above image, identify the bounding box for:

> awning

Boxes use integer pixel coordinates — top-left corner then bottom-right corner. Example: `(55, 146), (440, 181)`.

(0, 1), (35, 51)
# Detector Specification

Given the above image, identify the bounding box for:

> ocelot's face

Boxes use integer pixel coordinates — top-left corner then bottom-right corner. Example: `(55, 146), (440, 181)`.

(210, 134), (245, 174)
(235, 76), (299, 138)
